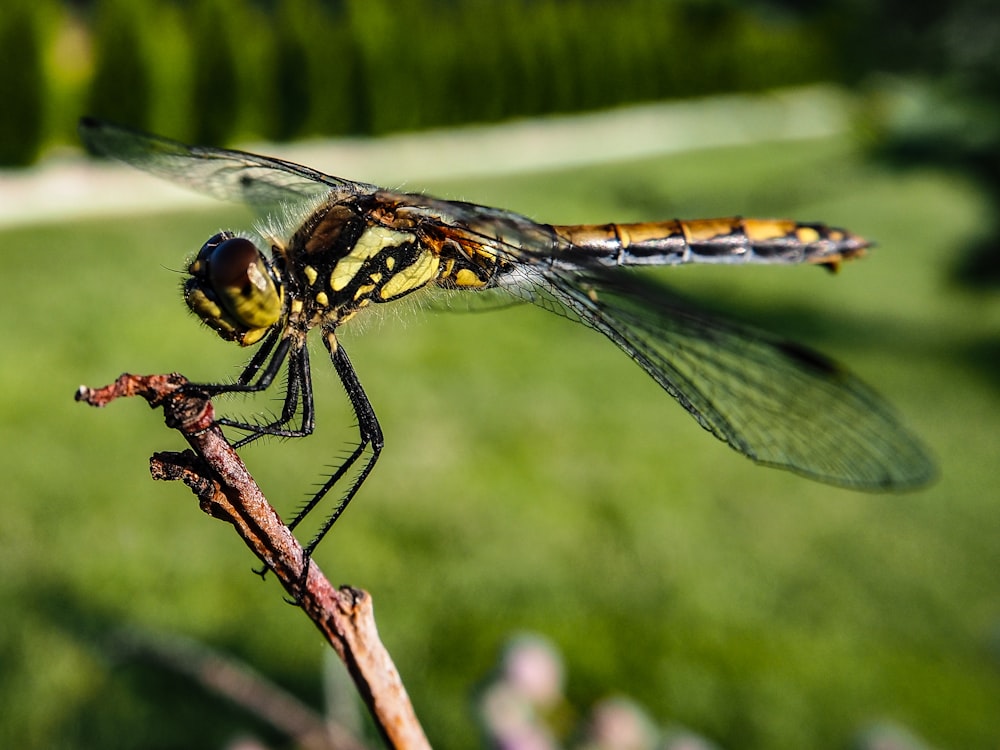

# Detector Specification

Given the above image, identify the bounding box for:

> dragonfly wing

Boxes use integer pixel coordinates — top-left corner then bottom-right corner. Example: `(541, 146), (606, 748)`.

(78, 118), (375, 209)
(538, 269), (934, 490)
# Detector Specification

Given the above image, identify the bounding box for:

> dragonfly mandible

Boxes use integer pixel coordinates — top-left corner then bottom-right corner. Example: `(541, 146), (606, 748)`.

(79, 118), (933, 562)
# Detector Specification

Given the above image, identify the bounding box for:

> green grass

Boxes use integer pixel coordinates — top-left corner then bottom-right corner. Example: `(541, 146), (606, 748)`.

(1, 134), (998, 749)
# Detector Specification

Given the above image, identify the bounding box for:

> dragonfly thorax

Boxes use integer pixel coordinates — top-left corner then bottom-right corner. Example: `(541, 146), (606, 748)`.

(284, 201), (445, 323)
(184, 231), (284, 346)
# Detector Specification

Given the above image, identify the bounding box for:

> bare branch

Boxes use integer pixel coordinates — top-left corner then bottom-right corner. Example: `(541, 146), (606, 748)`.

(76, 373), (431, 750)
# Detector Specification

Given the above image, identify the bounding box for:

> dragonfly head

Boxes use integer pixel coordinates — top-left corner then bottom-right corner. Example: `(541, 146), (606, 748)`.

(184, 232), (284, 346)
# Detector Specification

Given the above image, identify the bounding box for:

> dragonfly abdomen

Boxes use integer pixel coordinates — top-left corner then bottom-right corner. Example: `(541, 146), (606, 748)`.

(552, 217), (870, 269)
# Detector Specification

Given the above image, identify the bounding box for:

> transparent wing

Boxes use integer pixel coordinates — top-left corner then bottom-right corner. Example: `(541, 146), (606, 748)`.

(537, 268), (934, 490)
(78, 117), (376, 209)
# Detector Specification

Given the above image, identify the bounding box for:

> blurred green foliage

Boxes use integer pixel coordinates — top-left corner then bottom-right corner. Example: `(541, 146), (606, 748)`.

(188, 0), (242, 146)
(0, 0), (47, 165)
(5, 0), (851, 164)
(86, 0), (153, 131)
(1, 135), (997, 748)
(9, 0), (1000, 236)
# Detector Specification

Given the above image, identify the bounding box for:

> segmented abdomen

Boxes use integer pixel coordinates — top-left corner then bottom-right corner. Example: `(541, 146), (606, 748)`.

(551, 217), (870, 269)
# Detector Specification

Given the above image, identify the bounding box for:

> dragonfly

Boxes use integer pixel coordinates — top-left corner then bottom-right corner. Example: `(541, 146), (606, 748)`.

(79, 117), (933, 562)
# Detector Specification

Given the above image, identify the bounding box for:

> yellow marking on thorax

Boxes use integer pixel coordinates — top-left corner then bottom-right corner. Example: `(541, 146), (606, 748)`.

(354, 283), (377, 299)
(336, 303), (365, 325)
(315, 291), (329, 307)
(330, 226), (415, 292)
(379, 249), (439, 299)
(291, 298), (304, 314)
(454, 268), (486, 288)
(304, 264), (318, 285)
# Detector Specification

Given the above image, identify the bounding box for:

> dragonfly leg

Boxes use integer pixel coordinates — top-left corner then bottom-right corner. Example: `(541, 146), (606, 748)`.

(193, 329), (293, 397)
(189, 329), (316, 445)
(289, 335), (383, 568)
(234, 327), (282, 386)
(226, 344), (316, 447)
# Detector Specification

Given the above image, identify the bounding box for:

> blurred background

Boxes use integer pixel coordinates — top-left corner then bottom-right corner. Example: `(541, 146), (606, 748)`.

(0, 0), (998, 748)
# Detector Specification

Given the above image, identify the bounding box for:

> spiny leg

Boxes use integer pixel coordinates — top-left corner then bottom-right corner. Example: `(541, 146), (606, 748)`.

(228, 344), (316, 448)
(289, 333), (384, 567)
(194, 330), (293, 399)
(187, 329), (315, 445)
(235, 327), (282, 386)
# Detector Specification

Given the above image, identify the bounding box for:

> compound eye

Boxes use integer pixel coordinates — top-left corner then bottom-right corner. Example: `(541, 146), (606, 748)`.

(191, 231), (234, 267)
(207, 237), (259, 292)
(207, 237), (283, 331)
(185, 235), (283, 345)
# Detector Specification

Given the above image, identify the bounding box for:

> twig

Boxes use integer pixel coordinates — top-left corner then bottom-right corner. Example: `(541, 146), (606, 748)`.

(76, 373), (431, 750)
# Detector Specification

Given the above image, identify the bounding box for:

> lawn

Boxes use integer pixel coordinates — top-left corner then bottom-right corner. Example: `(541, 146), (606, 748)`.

(0, 133), (997, 749)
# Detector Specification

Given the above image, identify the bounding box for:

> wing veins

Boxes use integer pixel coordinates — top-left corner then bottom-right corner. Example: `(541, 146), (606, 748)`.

(539, 269), (933, 490)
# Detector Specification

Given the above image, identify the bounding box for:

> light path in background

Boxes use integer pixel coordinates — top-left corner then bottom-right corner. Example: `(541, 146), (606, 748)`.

(0, 85), (851, 228)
